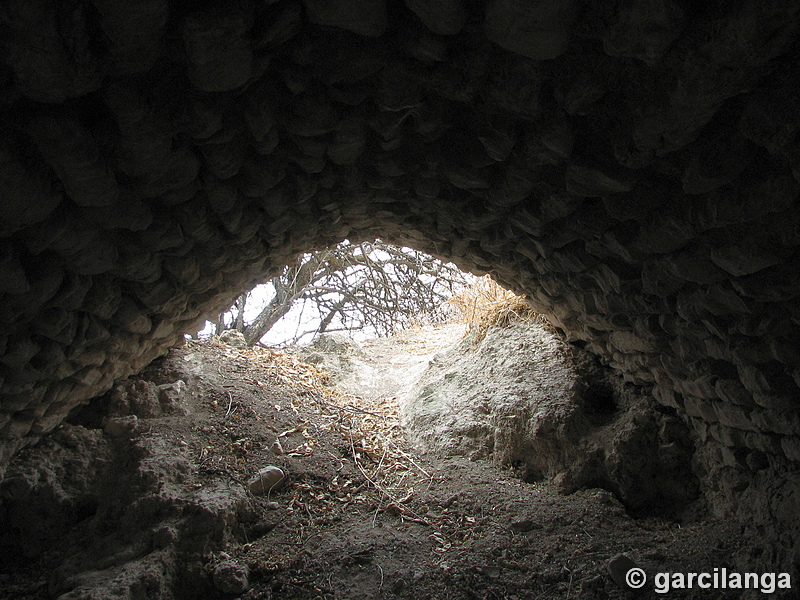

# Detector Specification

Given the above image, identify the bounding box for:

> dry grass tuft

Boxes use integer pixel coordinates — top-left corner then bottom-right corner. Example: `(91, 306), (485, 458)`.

(447, 275), (544, 339)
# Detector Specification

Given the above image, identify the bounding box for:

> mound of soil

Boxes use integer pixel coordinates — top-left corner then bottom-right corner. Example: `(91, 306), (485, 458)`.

(0, 335), (759, 599)
(400, 319), (699, 517)
(292, 325), (467, 401)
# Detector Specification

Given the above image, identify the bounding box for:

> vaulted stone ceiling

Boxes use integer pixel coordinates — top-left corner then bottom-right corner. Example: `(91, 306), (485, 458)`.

(1, 0), (800, 533)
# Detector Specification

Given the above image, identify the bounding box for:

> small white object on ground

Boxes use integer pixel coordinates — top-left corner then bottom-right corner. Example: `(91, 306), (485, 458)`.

(247, 466), (285, 495)
(103, 416), (139, 438)
(219, 330), (247, 347)
(607, 554), (640, 590)
(270, 440), (284, 455)
(213, 560), (250, 594)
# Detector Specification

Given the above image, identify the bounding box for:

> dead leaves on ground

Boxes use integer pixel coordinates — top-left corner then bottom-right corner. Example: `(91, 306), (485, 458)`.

(196, 338), (485, 564)
(246, 345), (424, 494)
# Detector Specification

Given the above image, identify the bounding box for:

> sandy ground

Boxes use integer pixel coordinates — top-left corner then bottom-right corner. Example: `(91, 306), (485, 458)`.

(322, 323), (468, 401)
(0, 330), (762, 600)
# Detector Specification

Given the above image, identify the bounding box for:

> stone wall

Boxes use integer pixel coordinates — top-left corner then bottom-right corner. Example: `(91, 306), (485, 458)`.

(1, 0), (799, 535)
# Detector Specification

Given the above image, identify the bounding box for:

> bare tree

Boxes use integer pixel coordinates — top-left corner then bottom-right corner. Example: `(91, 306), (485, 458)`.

(216, 241), (469, 346)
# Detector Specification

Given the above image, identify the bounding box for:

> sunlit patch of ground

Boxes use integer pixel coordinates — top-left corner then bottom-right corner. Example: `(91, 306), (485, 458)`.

(0, 333), (752, 600)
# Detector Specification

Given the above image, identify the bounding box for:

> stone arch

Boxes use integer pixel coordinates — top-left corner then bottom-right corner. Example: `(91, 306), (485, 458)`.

(2, 0), (800, 560)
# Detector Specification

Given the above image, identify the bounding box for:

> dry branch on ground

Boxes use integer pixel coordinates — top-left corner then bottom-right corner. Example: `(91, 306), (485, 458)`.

(232, 342), (436, 522)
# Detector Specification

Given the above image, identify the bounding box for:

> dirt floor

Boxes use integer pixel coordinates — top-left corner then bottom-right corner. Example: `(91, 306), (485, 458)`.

(0, 330), (766, 599)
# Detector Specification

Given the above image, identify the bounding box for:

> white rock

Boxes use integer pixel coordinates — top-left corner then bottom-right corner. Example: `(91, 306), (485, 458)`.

(247, 466), (285, 495)
(103, 416), (139, 438)
(607, 554), (640, 590)
(219, 330), (247, 347)
(158, 380), (189, 414)
(213, 560), (249, 594)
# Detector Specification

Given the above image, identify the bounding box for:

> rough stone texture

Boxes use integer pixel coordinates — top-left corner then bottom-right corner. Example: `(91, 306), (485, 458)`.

(401, 319), (699, 515)
(0, 420), (252, 600)
(247, 466), (286, 496)
(219, 329), (247, 348)
(1, 0), (800, 565)
(213, 560), (250, 595)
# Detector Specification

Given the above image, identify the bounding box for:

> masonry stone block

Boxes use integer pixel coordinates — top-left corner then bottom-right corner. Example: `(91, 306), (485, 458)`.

(303, 0), (387, 37)
(707, 424), (747, 450)
(710, 242), (784, 278)
(485, 0), (578, 60)
(684, 397), (717, 423)
(742, 431), (783, 455)
(780, 436), (800, 462)
(602, 0), (685, 65)
(713, 402), (757, 431)
(182, 12), (253, 92)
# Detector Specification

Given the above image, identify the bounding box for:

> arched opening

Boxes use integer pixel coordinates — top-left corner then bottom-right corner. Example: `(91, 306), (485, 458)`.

(0, 277), (721, 599)
(2, 0), (800, 596)
(195, 239), (473, 346)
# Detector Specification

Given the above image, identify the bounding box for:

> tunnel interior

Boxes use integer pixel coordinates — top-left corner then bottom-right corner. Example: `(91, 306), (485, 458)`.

(2, 0), (800, 591)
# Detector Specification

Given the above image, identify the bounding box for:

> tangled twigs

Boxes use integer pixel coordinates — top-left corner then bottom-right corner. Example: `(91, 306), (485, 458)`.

(246, 344), (425, 488)
(387, 437), (431, 479)
(347, 418), (434, 527)
(221, 342), (451, 534)
(224, 391), (234, 419)
(348, 419), (392, 498)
